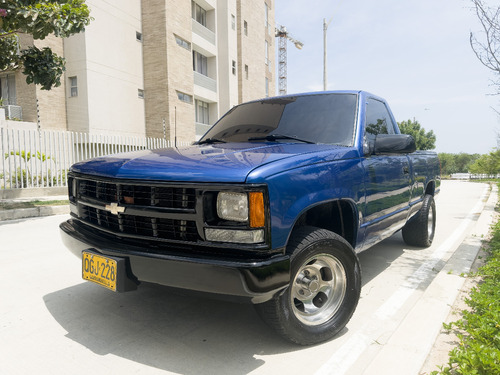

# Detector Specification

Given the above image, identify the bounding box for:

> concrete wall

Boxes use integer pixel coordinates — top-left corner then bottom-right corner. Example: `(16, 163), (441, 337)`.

(265, 0), (276, 97)
(64, 32), (89, 134)
(165, 0), (196, 142)
(34, 36), (67, 130)
(217, 0), (239, 116)
(142, 0), (170, 140)
(14, 34), (37, 124)
(64, 0), (145, 137)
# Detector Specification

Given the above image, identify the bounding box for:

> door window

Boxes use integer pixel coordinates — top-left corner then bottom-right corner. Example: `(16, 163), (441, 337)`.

(364, 99), (396, 154)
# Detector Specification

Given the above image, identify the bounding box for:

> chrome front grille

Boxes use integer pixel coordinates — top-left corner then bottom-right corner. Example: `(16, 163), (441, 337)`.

(81, 206), (198, 241)
(71, 176), (200, 243)
(78, 179), (196, 209)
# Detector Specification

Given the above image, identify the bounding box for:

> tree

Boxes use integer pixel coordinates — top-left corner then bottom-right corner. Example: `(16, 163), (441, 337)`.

(438, 153), (481, 176)
(470, 0), (500, 94)
(469, 149), (500, 175)
(398, 119), (436, 150)
(438, 153), (456, 175)
(0, 0), (91, 90)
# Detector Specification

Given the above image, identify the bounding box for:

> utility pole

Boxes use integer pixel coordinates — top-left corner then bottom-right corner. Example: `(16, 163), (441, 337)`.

(323, 17), (332, 91)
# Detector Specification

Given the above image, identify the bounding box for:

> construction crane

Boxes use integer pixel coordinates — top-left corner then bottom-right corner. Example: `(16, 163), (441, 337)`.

(275, 25), (303, 95)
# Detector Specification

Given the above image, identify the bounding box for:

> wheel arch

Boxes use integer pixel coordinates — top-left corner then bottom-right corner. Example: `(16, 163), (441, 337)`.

(287, 199), (359, 250)
(425, 180), (436, 196)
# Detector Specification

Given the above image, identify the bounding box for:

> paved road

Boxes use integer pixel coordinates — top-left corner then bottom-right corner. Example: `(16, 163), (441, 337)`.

(0, 180), (496, 375)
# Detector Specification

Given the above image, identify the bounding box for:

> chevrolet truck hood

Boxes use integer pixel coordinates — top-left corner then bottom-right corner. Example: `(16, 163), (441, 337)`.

(70, 143), (348, 183)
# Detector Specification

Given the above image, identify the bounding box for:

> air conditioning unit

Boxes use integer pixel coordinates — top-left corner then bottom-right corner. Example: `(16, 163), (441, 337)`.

(1, 105), (23, 120)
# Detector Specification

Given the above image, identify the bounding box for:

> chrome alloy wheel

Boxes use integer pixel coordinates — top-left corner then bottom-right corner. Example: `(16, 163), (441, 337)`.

(291, 253), (347, 326)
(427, 205), (435, 239)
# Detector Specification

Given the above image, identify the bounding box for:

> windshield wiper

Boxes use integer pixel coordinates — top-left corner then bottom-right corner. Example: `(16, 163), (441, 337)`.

(248, 134), (315, 144)
(196, 137), (227, 145)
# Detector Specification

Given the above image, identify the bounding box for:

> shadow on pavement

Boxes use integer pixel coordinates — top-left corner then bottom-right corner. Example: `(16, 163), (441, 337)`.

(43, 281), (303, 375)
(359, 232), (406, 286)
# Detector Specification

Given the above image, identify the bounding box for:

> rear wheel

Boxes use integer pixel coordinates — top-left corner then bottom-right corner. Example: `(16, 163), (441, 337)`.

(255, 226), (361, 345)
(402, 194), (436, 247)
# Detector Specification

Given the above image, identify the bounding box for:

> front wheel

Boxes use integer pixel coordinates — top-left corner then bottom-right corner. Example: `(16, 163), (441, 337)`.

(255, 227), (361, 345)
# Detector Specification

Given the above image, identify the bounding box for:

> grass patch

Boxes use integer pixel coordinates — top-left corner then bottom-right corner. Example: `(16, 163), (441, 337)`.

(431, 184), (500, 374)
(0, 199), (69, 211)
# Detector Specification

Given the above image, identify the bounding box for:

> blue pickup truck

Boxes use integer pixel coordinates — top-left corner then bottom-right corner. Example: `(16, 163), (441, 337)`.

(60, 90), (440, 345)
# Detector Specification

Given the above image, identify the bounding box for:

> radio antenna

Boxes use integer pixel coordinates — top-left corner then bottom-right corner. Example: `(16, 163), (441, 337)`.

(174, 106), (178, 148)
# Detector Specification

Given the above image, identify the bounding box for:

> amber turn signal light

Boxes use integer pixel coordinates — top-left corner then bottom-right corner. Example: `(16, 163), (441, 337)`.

(249, 192), (265, 228)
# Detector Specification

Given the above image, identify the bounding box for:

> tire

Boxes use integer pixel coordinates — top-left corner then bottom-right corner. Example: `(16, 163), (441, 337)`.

(255, 226), (361, 345)
(402, 194), (436, 247)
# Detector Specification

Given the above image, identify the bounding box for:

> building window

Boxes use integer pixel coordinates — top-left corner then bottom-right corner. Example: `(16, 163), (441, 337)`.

(136, 31), (142, 42)
(177, 91), (193, 104)
(265, 40), (269, 65)
(195, 99), (209, 124)
(244, 21), (248, 36)
(231, 14), (235, 30)
(265, 3), (269, 29)
(265, 77), (269, 97)
(192, 1), (207, 27)
(245, 65), (249, 79)
(175, 34), (191, 50)
(69, 76), (78, 97)
(232, 60), (236, 75)
(138, 89), (145, 99)
(193, 50), (208, 76)
(0, 74), (16, 105)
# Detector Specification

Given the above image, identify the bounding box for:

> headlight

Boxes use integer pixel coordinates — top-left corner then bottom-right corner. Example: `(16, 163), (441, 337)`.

(208, 190), (267, 244)
(217, 192), (248, 222)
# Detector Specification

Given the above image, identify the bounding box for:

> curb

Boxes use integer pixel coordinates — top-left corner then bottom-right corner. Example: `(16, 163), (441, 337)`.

(0, 205), (69, 221)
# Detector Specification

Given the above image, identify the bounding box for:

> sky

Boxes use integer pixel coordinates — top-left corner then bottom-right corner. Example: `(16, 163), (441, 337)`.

(274, 0), (500, 154)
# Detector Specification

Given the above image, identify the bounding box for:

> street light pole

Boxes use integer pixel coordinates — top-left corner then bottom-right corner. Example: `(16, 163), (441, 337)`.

(323, 17), (332, 91)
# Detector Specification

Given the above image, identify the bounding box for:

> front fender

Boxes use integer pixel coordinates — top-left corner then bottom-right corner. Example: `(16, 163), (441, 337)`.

(263, 158), (365, 249)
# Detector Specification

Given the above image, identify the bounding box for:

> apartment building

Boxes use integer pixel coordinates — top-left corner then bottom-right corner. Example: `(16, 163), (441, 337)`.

(142, 0), (275, 141)
(0, 0), (276, 142)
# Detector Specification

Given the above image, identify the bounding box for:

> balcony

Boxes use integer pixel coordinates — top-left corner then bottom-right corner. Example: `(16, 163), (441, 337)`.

(192, 19), (215, 45)
(195, 122), (212, 138)
(194, 71), (217, 93)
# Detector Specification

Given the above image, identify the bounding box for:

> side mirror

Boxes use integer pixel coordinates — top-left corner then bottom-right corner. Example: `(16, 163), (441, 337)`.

(374, 134), (416, 155)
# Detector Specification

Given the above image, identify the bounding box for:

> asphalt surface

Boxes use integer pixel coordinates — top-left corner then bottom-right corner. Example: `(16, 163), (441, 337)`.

(0, 180), (496, 375)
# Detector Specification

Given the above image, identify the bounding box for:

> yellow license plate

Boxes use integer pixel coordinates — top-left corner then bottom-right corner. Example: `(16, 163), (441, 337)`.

(82, 251), (117, 291)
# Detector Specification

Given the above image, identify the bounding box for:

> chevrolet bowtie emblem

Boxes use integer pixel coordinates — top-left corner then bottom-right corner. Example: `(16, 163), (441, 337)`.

(105, 202), (125, 215)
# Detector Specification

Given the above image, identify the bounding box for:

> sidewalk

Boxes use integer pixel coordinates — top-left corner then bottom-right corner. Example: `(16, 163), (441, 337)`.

(418, 184), (498, 374)
(364, 184), (498, 375)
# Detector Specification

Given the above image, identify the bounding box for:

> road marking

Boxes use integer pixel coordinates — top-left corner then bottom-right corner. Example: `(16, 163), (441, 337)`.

(376, 187), (488, 321)
(315, 332), (372, 375)
(314, 186), (489, 375)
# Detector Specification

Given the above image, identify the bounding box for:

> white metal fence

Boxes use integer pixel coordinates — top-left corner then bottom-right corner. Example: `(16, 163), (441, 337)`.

(450, 173), (500, 180)
(0, 128), (189, 190)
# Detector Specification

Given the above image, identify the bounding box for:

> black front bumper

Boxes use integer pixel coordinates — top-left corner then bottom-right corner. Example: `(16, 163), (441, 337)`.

(59, 219), (290, 303)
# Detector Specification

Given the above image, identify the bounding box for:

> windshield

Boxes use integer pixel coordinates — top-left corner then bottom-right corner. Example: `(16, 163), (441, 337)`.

(199, 93), (358, 146)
